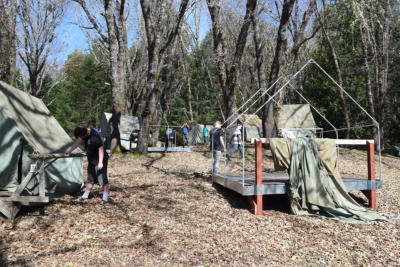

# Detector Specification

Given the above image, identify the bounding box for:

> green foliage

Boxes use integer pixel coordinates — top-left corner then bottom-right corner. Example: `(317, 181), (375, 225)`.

(166, 32), (221, 128)
(41, 50), (112, 135)
(303, 2), (376, 140)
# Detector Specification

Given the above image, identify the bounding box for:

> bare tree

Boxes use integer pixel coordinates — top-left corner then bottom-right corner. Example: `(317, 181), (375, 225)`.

(315, 2), (351, 139)
(352, 0), (393, 148)
(206, 0), (258, 133)
(262, 0), (322, 138)
(136, 0), (190, 153)
(73, 0), (133, 152)
(0, 0), (19, 85)
(17, 0), (64, 96)
(150, 38), (181, 145)
(262, 0), (296, 138)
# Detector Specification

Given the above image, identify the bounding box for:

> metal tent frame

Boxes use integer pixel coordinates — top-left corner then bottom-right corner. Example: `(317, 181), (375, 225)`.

(211, 58), (382, 214)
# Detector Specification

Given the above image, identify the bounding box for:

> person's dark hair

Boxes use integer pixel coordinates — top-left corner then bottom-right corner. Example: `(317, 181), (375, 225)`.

(74, 127), (87, 139)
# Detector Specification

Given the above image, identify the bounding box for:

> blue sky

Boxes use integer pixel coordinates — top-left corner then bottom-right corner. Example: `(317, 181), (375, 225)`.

(57, 2), (211, 64)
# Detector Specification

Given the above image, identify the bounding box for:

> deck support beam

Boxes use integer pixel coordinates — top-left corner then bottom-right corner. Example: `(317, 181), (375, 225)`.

(254, 140), (263, 215)
(362, 141), (376, 209)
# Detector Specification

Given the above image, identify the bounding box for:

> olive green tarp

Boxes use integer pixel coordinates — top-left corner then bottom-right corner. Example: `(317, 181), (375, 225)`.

(270, 137), (387, 223)
(238, 114), (262, 141)
(0, 81), (83, 199)
(277, 104), (321, 137)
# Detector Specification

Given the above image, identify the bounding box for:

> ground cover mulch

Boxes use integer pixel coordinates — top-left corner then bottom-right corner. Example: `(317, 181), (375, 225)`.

(1, 146), (399, 266)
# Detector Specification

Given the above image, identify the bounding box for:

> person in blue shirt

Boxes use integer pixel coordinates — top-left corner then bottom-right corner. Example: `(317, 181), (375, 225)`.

(181, 123), (190, 147)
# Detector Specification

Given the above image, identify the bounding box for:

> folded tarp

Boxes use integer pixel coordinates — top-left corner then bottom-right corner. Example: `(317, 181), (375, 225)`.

(270, 137), (387, 223)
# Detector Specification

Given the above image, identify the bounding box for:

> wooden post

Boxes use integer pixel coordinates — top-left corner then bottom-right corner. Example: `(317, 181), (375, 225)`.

(38, 161), (46, 197)
(0, 200), (20, 219)
(255, 140), (263, 215)
(365, 141), (376, 209)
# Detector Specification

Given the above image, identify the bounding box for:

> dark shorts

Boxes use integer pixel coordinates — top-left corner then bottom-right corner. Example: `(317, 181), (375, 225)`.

(87, 161), (108, 186)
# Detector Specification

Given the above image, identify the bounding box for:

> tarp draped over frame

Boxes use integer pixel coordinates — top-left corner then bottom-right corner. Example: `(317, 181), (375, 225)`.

(0, 81), (83, 199)
(270, 137), (387, 223)
(277, 104), (321, 137)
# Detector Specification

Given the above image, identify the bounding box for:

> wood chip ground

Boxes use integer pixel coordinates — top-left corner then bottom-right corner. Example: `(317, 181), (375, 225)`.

(1, 146), (399, 266)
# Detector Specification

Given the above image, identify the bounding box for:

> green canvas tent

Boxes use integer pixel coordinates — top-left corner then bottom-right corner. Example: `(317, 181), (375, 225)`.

(238, 114), (263, 142)
(99, 112), (140, 151)
(0, 81), (83, 199)
(188, 124), (212, 145)
(277, 104), (321, 137)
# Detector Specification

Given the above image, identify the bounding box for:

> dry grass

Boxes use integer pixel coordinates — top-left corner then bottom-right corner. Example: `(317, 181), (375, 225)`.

(1, 146), (400, 266)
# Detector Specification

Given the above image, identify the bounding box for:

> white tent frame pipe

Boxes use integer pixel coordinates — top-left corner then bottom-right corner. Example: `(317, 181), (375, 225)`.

(215, 58), (382, 186)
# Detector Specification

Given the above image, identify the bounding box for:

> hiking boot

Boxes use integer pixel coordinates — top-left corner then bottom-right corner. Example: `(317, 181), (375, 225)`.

(76, 196), (88, 202)
(100, 200), (108, 206)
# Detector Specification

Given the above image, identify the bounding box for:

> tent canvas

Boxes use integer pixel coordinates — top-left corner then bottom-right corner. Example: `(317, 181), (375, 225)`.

(100, 112), (140, 151)
(277, 104), (321, 137)
(238, 114), (263, 142)
(0, 81), (83, 199)
(188, 124), (212, 145)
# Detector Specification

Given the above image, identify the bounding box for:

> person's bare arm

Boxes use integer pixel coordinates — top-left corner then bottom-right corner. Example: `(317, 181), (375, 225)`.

(238, 134), (242, 144)
(66, 138), (83, 154)
(98, 146), (104, 170)
(220, 136), (225, 152)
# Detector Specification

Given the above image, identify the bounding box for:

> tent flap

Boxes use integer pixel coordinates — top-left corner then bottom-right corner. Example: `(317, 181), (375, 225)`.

(270, 137), (387, 223)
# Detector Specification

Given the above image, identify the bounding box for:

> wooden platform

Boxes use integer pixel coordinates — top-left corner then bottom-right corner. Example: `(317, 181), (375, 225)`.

(147, 147), (193, 152)
(215, 139), (380, 215)
(213, 172), (382, 196)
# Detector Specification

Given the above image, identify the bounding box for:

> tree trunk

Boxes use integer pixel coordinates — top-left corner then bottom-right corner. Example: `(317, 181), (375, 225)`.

(262, 0), (296, 138)
(320, 17), (350, 139)
(251, 5), (267, 137)
(206, 0), (257, 141)
(136, 0), (189, 153)
(104, 0), (124, 152)
(0, 0), (18, 85)
(355, 0), (391, 149)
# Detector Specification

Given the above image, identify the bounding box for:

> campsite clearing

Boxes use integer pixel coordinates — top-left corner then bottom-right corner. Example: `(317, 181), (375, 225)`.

(1, 147), (400, 266)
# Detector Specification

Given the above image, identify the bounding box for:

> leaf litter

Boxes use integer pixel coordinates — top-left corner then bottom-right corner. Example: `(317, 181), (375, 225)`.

(0, 146), (399, 266)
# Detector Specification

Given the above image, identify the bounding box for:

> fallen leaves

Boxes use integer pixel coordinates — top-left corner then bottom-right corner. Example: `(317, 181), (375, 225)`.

(0, 147), (399, 266)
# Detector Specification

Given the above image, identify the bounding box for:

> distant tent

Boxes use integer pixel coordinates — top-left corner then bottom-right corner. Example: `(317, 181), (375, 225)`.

(99, 112), (140, 151)
(238, 114), (263, 142)
(277, 104), (321, 137)
(188, 124), (212, 145)
(0, 81), (83, 198)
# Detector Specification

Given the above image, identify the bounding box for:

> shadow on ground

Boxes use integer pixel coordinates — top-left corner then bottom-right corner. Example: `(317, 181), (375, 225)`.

(213, 183), (291, 214)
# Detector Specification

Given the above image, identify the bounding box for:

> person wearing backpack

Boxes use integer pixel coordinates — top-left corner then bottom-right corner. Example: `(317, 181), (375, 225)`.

(210, 121), (226, 174)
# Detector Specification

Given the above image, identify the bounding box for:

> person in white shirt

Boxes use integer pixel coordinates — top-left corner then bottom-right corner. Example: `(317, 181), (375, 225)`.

(228, 125), (243, 161)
